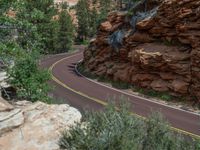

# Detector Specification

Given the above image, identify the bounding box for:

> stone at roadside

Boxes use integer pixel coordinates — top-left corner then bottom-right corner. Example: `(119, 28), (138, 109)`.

(150, 79), (169, 92)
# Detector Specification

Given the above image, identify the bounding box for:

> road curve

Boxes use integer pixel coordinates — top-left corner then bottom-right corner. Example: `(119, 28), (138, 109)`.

(41, 49), (200, 139)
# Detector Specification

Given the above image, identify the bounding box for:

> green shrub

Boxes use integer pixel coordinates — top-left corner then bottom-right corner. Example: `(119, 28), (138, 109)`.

(111, 80), (130, 89)
(8, 51), (51, 103)
(59, 102), (200, 150)
(133, 87), (173, 101)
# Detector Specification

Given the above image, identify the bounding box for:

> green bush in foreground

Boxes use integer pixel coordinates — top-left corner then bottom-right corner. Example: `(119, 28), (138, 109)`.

(59, 103), (200, 150)
(8, 50), (51, 103)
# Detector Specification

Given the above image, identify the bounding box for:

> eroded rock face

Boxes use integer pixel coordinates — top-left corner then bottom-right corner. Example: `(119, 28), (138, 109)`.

(83, 0), (200, 101)
(0, 99), (81, 150)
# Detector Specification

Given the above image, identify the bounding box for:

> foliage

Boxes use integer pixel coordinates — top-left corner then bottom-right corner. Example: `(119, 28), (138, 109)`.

(0, 0), (78, 103)
(10, 0), (77, 54)
(59, 103), (200, 150)
(79, 39), (90, 46)
(0, 42), (23, 61)
(74, 0), (146, 43)
(99, 0), (112, 22)
(75, 0), (113, 41)
(56, 2), (75, 53)
(7, 49), (51, 102)
(0, 0), (15, 14)
(0, 0), (17, 43)
(0, 0), (56, 103)
(15, 0), (59, 54)
(133, 87), (172, 101)
(75, 0), (91, 41)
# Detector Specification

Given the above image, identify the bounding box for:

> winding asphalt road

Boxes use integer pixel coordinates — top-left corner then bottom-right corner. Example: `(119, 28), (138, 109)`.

(41, 48), (200, 139)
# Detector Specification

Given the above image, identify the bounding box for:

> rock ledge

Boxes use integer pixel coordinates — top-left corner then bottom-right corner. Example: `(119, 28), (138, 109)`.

(0, 98), (81, 150)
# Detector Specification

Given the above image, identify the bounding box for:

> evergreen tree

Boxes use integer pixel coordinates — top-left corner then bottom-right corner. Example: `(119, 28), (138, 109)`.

(0, 0), (53, 102)
(57, 2), (75, 53)
(88, 7), (99, 36)
(75, 0), (113, 41)
(16, 0), (59, 53)
(75, 0), (90, 41)
(0, 0), (15, 14)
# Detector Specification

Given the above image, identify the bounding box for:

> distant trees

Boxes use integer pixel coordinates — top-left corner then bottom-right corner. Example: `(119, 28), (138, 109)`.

(75, 0), (140, 42)
(14, 0), (75, 54)
(57, 2), (75, 53)
(75, 0), (113, 42)
(75, 0), (91, 41)
(117, 0), (142, 9)
(99, 0), (112, 21)
(0, 0), (15, 14)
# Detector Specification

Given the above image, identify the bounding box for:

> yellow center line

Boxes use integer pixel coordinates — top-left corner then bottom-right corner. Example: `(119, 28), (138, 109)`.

(49, 53), (200, 140)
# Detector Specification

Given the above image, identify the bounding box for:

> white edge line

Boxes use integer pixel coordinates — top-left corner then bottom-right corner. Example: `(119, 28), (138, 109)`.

(75, 59), (200, 117)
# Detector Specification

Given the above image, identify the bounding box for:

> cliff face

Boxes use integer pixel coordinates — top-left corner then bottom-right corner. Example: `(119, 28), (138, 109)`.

(83, 0), (200, 101)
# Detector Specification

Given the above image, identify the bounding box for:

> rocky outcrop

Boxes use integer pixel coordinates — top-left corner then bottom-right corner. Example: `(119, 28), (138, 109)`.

(0, 98), (81, 150)
(83, 0), (200, 101)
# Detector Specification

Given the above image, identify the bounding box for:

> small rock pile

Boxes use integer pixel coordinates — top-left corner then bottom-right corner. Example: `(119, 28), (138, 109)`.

(83, 0), (200, 101)
(0, 97), (81, 150)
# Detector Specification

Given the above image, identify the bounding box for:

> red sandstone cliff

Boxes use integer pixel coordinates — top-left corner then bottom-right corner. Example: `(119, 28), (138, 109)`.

(83, 0), (200, 101)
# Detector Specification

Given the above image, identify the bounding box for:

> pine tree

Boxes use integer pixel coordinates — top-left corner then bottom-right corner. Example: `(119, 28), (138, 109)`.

(76, 0), (90, 41)
(88, 7), (98, 36)
(75, 0), (114, 41)
(57, 2), (74, 53)
(16, 0), (59, 53)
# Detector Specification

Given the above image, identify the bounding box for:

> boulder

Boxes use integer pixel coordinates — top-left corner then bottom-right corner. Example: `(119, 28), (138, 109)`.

(113, 66), (131, 83)
(171, 80), (189, 94)
(150, 79), (169, 92)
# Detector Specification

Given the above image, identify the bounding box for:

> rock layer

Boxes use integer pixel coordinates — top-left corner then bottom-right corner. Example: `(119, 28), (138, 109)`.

(0, 99), (81, 150)
(83, 0), (200, 101)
